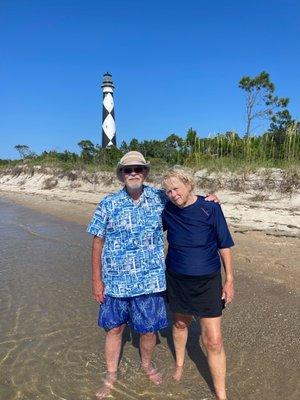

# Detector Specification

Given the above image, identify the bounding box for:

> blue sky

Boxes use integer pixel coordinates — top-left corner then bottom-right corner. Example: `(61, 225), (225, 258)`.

(1, 0), (299, 159)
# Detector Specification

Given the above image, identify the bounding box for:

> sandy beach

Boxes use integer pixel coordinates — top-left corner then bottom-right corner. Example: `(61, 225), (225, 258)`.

(0, 168), (299, 399)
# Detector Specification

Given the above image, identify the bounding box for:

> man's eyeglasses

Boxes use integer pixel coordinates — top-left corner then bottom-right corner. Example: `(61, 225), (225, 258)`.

(122, 166), (146, 174)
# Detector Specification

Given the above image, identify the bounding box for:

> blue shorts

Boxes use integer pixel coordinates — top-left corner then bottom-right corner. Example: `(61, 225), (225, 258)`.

(98, 292), (168, 333)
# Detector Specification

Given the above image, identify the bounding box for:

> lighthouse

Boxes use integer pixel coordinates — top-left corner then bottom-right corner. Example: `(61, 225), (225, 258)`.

(101, 72), (116, 147)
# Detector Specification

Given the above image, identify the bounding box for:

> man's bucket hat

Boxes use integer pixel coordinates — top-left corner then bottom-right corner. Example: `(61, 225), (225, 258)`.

(116, 151), (150, 182)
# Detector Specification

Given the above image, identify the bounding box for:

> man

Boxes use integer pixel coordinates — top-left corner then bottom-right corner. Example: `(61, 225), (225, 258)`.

(87, 151), (168, 398)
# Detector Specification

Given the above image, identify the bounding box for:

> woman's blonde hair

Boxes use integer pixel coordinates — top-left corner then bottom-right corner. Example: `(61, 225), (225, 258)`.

(161, 166), (195, 191)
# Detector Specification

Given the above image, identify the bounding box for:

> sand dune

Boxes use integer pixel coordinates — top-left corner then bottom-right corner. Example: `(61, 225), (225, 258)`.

(0, 166), (299, 237)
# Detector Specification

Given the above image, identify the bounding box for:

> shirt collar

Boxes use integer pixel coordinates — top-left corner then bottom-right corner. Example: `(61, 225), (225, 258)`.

(119, 185), (155, 202)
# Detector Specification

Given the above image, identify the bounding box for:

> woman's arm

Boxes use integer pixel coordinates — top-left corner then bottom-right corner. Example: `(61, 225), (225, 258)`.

(219, 248), (234, 305)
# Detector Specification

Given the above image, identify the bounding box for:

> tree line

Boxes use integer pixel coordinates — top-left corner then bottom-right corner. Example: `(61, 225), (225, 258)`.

(10, 121), (299, 169)
(3, 71), (300, 169)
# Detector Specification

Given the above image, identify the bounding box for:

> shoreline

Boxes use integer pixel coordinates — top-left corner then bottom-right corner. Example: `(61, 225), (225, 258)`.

(1, 188), (299, 293)
(1, 165), (299, 237)
(1, 183), (299, 237)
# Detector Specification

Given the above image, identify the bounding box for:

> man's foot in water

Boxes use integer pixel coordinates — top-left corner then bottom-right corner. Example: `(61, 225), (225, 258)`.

(95, 371), (117, 399)
(142, 363), (163, 385)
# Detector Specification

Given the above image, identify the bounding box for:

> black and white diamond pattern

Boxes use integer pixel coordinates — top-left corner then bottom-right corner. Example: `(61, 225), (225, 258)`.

(102, 83), (116, 147)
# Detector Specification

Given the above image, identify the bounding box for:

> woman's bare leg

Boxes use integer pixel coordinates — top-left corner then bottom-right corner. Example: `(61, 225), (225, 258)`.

(172, 313), (192, 381)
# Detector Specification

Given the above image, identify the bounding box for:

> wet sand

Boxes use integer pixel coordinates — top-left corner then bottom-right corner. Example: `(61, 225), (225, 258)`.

(0, 195), (299, 399)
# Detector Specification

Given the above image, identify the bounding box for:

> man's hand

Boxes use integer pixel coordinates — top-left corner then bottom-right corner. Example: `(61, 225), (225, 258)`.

(92, 279), (105, 303)
(222, 280), (234, 305)
(205, 193), (220, 203)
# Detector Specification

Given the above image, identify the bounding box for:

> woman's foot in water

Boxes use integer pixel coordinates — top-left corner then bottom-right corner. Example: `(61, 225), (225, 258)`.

(172, 364), (184, 381)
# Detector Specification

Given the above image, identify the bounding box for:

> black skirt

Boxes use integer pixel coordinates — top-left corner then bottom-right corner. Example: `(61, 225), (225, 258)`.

(166, 269), (224, 318)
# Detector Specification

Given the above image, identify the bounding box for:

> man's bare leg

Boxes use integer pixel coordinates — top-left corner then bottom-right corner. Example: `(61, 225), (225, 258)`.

(96, 324), (125, 399)
(172, 313), (192, 381)
(140, 332), (162, 385)
(200, 317), (227, 400)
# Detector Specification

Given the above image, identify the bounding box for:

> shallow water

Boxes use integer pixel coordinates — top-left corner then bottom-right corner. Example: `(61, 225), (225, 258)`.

(0, 198), (299, 400)
(0, 199), (213, 399)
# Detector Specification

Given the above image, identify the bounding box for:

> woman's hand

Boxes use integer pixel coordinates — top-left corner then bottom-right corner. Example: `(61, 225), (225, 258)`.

(222, 280), (234, 305)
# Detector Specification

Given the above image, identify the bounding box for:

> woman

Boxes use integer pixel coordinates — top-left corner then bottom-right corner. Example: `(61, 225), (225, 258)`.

(162, 167), (234, 400)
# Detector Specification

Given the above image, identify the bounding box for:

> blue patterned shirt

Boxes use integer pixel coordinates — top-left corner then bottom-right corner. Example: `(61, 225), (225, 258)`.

(87, 185), (167, 297)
